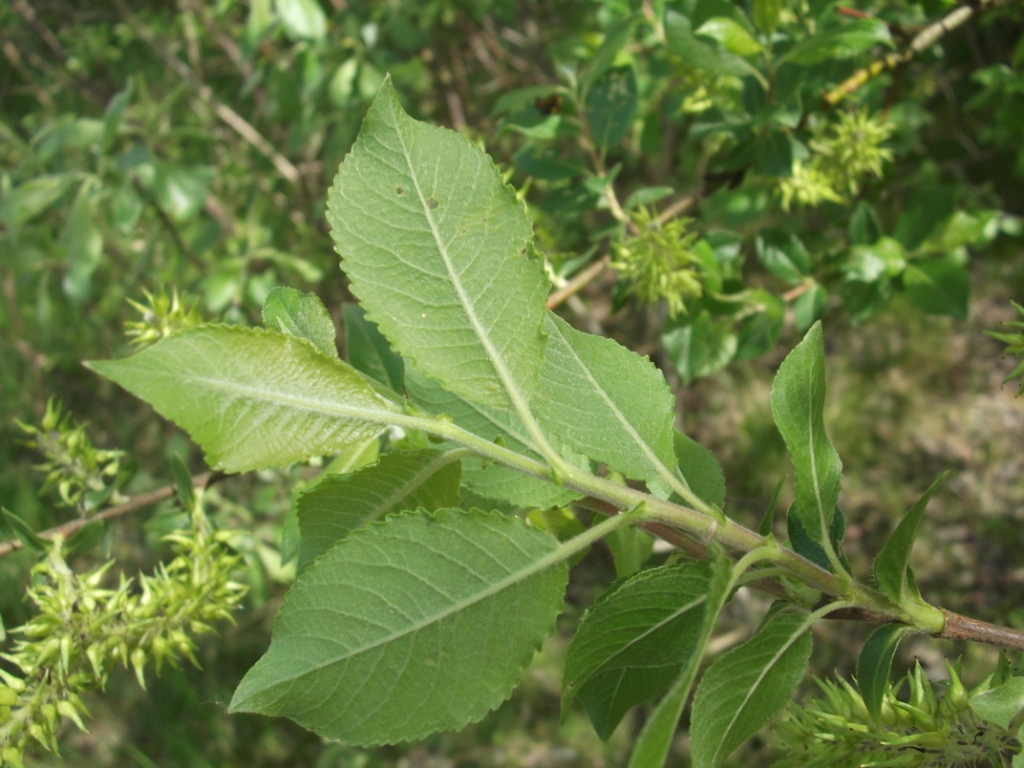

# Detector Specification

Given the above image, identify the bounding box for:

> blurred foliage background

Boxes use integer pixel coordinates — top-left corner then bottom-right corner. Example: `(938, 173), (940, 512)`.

(2, 0), (1024, 765)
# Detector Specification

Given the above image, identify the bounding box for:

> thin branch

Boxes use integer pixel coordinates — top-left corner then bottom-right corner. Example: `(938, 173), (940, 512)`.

(114, 0), (303, 189)
(938, 609), (1024, 653)
(0, 472), (224, 559)
(823, 1), (1003, 107)
(547, 255), (611, 310)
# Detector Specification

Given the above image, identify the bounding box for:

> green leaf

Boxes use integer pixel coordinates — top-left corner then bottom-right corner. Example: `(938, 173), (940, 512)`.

(756, 129), (794, 177)
(153, 163), (213, 222)
(753, 0), (781, 34)
(757, 231), (810, 284)
(857, 624), (912, 722)
(972, 679), (1024, 730)
(102, 78), (133, 152)
(873, 472), (949, 606)
(770, 322), (842, 564)
(274, 0), (326, 42)
(894, 187), (956, 251)
(230, 509), (567, 745)
(690, 608), (814, 768)
(297, 449), (462, 572)
(628, 555), (733, 768)
(61, 179), (103, 303)
(665, 10), (756, 77)
(662, 310), (738, 385)
(736, 293), (785, 361)
(581, 12), (642, 94)
(794, 284), (827, 332)
(585, 67), (639, 151)
(342, 304), (404, 393)
(0, 173), (76, 235)
(605, 526), (654, 579)
(87, 326), (398, 473)
(903, 258), (969, 320)
(784, 19), (894, 65)
(671, 431), (726, 509)
(263, 287), (337, 358)
(327, 77), (547, 411)
(1, 508), (47, 553)
(534, 312), (675, 484)
(849, 202), (883, 245)
(697, 17), (762, 56)
(563, 561), (713, 739)
(758, 477), (785, 536)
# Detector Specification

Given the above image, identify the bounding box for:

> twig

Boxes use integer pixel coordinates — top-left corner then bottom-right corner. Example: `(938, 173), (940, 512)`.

(0, 472), (224, 558)
(130, 178), (205, 271)
(547, 255), (611, 310)
(1, 41), (54, 109)
(656, 191), (700, 226)
(114, 0), (303, 189)
(938, 609), (1024, 653)
(823, 1), (1000, 106)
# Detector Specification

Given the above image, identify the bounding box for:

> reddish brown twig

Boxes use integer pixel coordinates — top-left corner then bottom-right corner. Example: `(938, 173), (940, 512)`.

(0, 471), (224, 558)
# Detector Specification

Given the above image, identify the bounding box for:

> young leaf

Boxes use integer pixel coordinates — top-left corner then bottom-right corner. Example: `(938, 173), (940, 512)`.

(1, 508), (48, 553)
(605, 525), (654, 579)
(262, 287), (337, 358)
(296, 448), (463, 572)
(342, 303), (404, 392)
(758, 477), (785, 537)
(562, 561), (713, 739)
(229, 509), (567, 745)
(770, 322), (843, 567)
(857, 624), (912, 721)
(690, 608), (814, 768)
(534, 312), (676, 485)
(652, 430), (726, 510)
(327, 76), (548, 411)
(971, 678), (1024, 730)
(628, 555), (733, 768)
(87, 326), (400, 473)
(874, 471), (949, 606)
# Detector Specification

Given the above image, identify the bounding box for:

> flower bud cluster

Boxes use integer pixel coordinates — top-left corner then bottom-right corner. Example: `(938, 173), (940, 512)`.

(611, 208), (704, 317)
(772, 661), (1021, 768)
(15, 399), (126, 512)
(778, 109), (894, 211)
(0, 493), (246, 767)
(124, 287), (203, 349)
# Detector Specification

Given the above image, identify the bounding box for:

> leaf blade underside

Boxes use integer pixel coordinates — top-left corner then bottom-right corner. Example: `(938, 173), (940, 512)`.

(87, 326), (399, 473)
(229, 509), (568, 745)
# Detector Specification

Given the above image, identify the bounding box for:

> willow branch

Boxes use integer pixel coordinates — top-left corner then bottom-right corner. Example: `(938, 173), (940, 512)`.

(547, 255), (612, 310)
(0, 472), (224, 558)
(824, 1), (1004, 106)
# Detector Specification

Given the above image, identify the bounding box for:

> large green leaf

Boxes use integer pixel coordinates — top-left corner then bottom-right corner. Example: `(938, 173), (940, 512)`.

(296, 449), (462, 572)
(230, 509), (567, 745)
(770, 322), (842, 563)
(873, 472), (948, 607)
(690, 608), (814, 768)
(534, 312), (675, 484)
(327, 77), (548, 411)
(87, 326), (399, 473)
(563, 562), (712, 739)
(628, 555), (733, 768)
